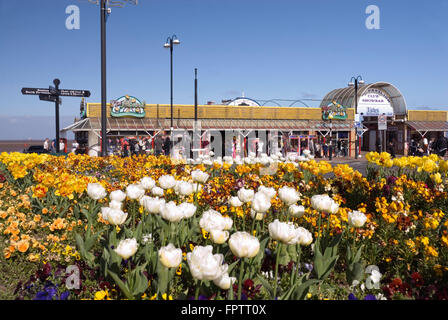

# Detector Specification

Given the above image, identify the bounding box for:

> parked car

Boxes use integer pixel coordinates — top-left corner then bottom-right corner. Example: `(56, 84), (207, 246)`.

(22, 145), (49, 154)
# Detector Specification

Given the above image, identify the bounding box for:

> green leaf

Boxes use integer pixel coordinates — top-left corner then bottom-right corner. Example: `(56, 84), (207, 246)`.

(156, 261), (168, 295)
(107, 270), (134, 300)
(293, 278), (321, 300)
(286, 244), (299, 262)
(346, 261), (365, 286)
(227, 259), (240, 275)
(256, 274), (274, 299)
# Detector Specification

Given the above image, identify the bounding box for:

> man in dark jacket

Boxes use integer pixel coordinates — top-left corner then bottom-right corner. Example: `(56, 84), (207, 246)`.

(162, 132), (171, 156)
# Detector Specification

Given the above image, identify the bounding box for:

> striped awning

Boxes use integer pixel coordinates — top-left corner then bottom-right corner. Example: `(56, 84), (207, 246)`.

(62, 117), (356, 133)
(407, 121), (448, 132)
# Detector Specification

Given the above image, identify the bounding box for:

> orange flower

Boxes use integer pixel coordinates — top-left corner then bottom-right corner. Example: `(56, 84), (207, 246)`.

(33, 214), (41, 223)
(17, 239), (30, 253)
(49, 218), (67, 231)
(32, 185), (48, 198)
(42, 208), (49, 214)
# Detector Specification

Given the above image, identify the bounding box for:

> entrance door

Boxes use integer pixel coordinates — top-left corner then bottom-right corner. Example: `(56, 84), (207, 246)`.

(369, 130), (377, 151)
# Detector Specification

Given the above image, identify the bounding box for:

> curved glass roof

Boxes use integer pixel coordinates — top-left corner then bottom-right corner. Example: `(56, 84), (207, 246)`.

(320, 82), (407, 115)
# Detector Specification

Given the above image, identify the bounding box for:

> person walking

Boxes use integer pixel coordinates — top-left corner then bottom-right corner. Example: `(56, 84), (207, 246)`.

(155, 135), (163, 156)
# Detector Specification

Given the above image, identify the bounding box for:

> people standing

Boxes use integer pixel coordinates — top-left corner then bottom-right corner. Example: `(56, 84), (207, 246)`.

(59, 139), (65, 153)
(155, 134), (163, 156)
(387, 140), (396, 158)
(43, 138), (50, 152)
(162, 132), (171, 156)
(423, 136), (429, 155)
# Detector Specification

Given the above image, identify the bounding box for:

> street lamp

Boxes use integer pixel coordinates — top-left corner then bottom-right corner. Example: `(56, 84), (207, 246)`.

(164, 35), (181, 155)
(349, 76), (365, 159)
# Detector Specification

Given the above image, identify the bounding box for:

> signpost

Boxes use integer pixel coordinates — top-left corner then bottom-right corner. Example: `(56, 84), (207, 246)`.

(378, 114), (387, 152)
(21, 79), (91, 153)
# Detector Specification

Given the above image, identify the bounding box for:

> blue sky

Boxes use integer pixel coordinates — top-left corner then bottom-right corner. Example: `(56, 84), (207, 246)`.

(1, 0), (448, 139)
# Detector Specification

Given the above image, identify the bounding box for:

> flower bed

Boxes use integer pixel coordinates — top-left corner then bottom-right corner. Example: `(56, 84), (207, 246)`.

(0, 151), (447, 300)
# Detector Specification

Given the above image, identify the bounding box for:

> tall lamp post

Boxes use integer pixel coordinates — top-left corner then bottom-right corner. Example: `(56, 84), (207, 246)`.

(164, 35), (180, 155)
(349, 76), (365, 159)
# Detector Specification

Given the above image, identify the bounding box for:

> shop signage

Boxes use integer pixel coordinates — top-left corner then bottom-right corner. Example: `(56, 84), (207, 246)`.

(358, 88), (393, 116)
(378, 114), (387, 130)
(110, 95), (146, 118)
(322, 100), (348, 120)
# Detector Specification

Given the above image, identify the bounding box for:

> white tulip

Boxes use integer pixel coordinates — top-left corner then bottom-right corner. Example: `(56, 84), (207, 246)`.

(288, 204), (306, 218)
(348, 210), (367, 228)
(177, 181), (195, 196)
(311, 194), (339, 213)
(296, 226), (313, 246)
(158, 175), (176, 189)
(229, 196), (243, 207)
(186, 245), (227, 281)
(106, 208), (128, 225)
(251, 191), (271, 213)
(213, 272), (236, 290)
(158, 243), (183, 268)
(278, 186), (300, 205)
(109, 200), (123, 210)
(87, 183), (107, 200)
(199, 209), (233, 232)
(237, 187), (255, 203)
(114, 238), (138, 260)
(222, 216), (233, 230)
(258, 185), (276, 199)
(126, 184), (145, 200)
(223, 156), (233, 164)
(101, 207), (111, 221)
(160, 201), (184, 222)
(191, 170), (210, 184)
(210, 229), (229, 244)
(109, 190), (126, 202)
(178, 202), (197, 218)
(268, 219), (300, 245)
(228, 231), (260, 258)
(139, 176), (156, 190)
(151, 186), (164, 197)
(140, 196), (166, 214)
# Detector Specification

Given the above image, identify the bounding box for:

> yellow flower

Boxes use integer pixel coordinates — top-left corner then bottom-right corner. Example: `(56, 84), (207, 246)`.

(430, 173), (442, 184)
(94, 290), (110, 300)
(162, 293), (173, 300)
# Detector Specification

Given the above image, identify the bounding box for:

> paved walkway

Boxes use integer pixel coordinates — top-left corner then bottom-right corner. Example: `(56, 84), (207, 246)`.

(313, 151), (371, 176)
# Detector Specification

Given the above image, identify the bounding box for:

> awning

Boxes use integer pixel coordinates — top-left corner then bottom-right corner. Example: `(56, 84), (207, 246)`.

(407, 121), (448, 136)
(62, 117), (357, 133)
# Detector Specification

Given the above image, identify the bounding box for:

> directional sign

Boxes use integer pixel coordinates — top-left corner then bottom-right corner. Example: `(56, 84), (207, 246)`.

(22, 88), (51, 95)
(49, 86), (59, 95)
(59, 89), (90, 97)
(39, 94), (61, 104)
(22, 87), (90, 97)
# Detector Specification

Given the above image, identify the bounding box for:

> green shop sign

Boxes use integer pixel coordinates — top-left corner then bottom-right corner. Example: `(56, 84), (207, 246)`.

(322, 100), (348, 120)
(110, 95), (146, 118)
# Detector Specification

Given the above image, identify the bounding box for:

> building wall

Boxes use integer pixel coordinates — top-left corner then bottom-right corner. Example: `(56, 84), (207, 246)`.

(86, 103), (355, 121)
(407, 110), (448, 121)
